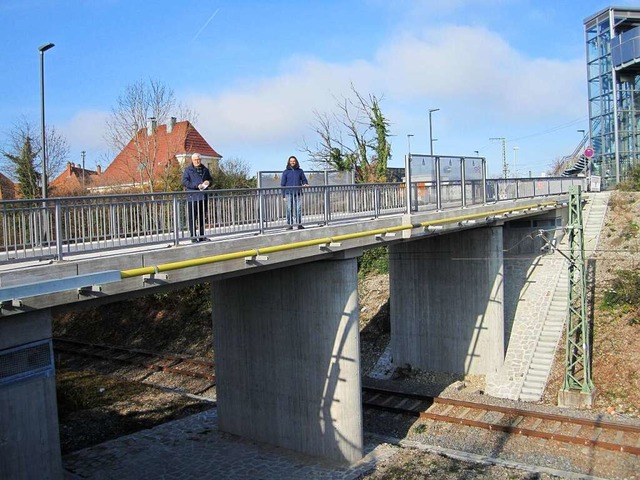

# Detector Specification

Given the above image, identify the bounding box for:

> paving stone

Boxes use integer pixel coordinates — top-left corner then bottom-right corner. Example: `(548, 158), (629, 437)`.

(63, 409), (398, 480)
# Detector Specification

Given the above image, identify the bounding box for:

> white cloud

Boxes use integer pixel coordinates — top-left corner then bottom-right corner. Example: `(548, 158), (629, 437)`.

(375, 25), (584, 119)
(187, 58), (377, 147)
(188, 22), (584, 161)
(59, 110), (110, 152)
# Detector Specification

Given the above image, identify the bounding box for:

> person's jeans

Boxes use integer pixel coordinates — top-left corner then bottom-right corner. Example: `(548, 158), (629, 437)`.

(187, 199), (207, 238)
(285, 193), (302, 225)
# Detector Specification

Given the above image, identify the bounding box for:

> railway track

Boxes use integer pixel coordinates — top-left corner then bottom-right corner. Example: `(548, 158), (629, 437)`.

(362, 385), (433, 416)
(363, 386), (640, 456)
(53, 337), (216, 384)
(57, 342), (640, 457)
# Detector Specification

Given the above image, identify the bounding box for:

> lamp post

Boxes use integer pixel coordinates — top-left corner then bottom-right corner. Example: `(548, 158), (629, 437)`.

(577, 129), (586, 138)
(513, 146), (519, 178)
(407, 134), (414, 155)
(428, 108), (439, 156)
(474, 150), (479, 157)
(39, 42), (55, 199)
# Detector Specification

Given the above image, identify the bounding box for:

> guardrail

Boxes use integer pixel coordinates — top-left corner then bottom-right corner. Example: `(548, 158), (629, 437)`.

(0, 177), (585, 264)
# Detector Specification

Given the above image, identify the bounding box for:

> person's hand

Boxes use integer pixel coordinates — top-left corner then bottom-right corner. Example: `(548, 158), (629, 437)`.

(203, 180), (210, 188)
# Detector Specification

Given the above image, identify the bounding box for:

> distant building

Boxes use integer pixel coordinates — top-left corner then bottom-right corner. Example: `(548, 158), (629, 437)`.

(585, 7), (640, 189)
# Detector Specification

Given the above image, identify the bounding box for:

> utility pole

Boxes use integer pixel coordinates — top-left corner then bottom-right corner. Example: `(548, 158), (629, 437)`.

(81, 150), (86, 190)
(490, 137), (508, 178)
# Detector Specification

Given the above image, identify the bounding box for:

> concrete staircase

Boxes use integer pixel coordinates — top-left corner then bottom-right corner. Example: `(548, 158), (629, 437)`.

(517, 263), (568, 401)
(516, 191), (610, 401)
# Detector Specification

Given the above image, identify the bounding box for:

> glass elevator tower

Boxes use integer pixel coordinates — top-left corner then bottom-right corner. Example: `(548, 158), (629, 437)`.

(585, 7), (640, 189)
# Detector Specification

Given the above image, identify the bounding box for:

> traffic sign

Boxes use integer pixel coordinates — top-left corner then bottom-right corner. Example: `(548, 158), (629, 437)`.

(584, 146), (594, 158)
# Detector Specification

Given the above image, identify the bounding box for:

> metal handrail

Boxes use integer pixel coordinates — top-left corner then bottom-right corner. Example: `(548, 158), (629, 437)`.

(0, 177), (586, 264)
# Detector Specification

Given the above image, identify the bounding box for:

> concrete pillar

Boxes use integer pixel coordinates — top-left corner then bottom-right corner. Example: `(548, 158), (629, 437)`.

(0, 309), (63, 480)
(212, 258), (363, 464)
(389, 226), (504, 375)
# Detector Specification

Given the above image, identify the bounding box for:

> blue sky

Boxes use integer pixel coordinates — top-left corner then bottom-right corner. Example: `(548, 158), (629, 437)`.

(0, 0), (634, 178)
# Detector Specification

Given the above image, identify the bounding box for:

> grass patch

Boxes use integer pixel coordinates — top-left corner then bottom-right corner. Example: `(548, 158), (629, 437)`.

(602, 269), (640, 310)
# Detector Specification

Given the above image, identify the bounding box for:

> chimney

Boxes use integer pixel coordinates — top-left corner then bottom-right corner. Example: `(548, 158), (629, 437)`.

(147, 117), (157, 135)
(67, 161), (73, 176)
(96, 165), (102, 175)
(167, 116), (177, 133)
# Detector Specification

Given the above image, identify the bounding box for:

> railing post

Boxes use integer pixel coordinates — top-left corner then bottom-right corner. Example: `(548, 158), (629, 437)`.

(374, 184), (380, 218)
(258, 188), (266, 234)
(482, 158), (487, 204)
(323, 171), (330, 225)
(55, 200), (63, 261)
(323, 185), (330, 225)
(435, 156), (442, 211)
(460, 157), (467, 208)
(405, 153), (412, 214)
(172, 195), (180, 246)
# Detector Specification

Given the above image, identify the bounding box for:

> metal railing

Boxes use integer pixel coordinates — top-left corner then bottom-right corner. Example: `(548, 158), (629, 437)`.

(0, 176), (585, 264)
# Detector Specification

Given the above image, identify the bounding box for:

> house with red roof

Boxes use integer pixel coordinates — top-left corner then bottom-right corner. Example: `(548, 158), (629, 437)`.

(50, 118), (222, 195)
(49, 162), (101, 197)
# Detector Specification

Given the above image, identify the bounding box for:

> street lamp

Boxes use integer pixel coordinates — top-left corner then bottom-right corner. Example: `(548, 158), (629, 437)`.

(474, 150), (479, 157)
(577, 129), (586, 137)
(512, 146), (519, 178)
(407, 134), (414, 155)
(39, 42), (55, 199)
(428, 108), (439, 156)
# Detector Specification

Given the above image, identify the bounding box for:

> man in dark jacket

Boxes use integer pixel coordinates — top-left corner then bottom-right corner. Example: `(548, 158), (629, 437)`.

(182, 153), (213, 242)
(280, 155), (309, 229)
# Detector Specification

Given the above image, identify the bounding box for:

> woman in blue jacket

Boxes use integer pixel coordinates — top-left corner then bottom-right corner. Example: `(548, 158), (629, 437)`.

(280, 155), (308, 229)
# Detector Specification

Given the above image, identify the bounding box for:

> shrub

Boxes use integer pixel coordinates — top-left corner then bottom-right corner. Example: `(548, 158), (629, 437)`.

(617, 164), (640, 192)
(358, 246), (389, 276)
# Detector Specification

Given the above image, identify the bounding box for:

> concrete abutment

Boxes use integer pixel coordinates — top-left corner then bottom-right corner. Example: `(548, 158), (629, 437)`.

(0, 309), (63, 480)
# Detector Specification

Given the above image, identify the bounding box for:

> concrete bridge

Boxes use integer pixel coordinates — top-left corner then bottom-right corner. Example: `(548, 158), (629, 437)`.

(0, 175), (584, 479)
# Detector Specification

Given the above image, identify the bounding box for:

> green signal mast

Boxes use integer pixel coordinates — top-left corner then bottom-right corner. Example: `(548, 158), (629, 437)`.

(558, 185), (596, 408)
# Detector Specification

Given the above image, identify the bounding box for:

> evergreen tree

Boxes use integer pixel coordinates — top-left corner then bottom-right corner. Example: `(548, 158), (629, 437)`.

(3, 136), (41, 198)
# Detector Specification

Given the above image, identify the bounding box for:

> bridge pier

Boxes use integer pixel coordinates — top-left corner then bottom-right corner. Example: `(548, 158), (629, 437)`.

(389, 226), (505, 376)
(212, 257), (363, 464)
(0, 309), (63, 480)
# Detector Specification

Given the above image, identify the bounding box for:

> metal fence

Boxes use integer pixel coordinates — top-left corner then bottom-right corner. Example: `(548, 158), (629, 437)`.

(0, 175), (585, 264)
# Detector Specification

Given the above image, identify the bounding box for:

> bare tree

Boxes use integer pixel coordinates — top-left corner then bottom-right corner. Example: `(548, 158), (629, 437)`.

(1, 116), (70, 186)
(301, 84), (391, 183)
(216, 157), (256, 189)
(105, 79), (198, 192)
